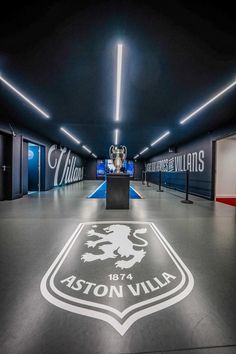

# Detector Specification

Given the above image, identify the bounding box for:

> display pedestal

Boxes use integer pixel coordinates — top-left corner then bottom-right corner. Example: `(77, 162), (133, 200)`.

(106, 174), (130, 209)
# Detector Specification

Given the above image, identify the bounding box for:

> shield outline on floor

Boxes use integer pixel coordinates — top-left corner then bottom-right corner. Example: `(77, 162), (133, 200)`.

(40, 221), (194, 335)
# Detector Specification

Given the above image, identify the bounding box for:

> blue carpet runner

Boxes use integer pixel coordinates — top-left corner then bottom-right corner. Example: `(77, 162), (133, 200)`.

(88, 181), (142, 199)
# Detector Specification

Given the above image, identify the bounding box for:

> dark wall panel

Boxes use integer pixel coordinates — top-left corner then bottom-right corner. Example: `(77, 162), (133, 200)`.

(11, 136), (22, 199)
(0, 133), (13, 200)
(84, 159), (97, 180)
(0, 122), (85, 200)
(146, 136), (213, 199)
(4, 134), (13, 199)
(145, 124), (236, 200)
(0, 134), (7, 200)
(134, 161), (145, 180)
(22, 141), (28, 195)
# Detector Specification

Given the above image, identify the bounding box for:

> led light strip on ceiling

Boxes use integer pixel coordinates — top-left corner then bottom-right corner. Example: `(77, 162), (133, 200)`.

(60, 127), (97, 158)
(134, 76), (236, 159)
(0, 75), (50, 118)
(112, 43), (123, 153)
(60, 127), (81, 144)
(115, 129), (119, 145)
(0, 74), (99, 158)
(139, 147), (149, 155)
(82, 145), (91, 154)
(151, 131), (170, 146)
(135, 130), (170, 159)
(180, 79), (236, 125)
(115, 43), (123, 122)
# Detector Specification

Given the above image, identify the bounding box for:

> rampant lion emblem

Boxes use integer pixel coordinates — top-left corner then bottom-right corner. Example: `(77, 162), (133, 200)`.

(81, 224), (148, 269)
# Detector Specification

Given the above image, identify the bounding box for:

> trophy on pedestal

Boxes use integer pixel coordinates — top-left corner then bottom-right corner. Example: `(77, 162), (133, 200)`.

(109, 145), (127, 174)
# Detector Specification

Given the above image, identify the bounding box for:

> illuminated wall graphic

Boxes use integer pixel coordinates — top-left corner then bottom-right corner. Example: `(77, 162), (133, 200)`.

(48, 144), (83, 186)
(96, 160), (105, 177)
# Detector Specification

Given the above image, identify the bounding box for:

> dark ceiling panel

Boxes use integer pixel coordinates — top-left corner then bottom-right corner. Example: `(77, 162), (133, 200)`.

(0, 1), (236, 158)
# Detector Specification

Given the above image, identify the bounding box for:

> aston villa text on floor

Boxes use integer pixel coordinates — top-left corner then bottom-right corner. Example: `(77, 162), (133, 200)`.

(60, 272), (177, 298)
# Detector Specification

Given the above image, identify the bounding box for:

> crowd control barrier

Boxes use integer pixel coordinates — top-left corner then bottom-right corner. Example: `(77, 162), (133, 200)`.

(145, 170), (194, 204)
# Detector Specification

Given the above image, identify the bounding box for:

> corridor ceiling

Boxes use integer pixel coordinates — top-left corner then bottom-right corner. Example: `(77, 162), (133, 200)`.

(1, 1), (236, 158)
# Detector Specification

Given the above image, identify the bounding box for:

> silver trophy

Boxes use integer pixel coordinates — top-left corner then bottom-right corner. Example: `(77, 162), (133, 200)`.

(109, 145), (127, 173)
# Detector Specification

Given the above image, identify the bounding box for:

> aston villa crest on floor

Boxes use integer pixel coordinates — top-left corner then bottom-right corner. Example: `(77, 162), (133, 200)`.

(40, 221), (194, 335)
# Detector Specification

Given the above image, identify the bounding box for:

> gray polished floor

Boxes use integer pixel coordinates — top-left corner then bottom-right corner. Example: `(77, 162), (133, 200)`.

(0, 181), (236, 354)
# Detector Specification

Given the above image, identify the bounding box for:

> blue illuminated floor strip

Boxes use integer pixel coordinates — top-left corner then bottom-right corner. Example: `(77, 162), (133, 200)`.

(87, 181), (107, 199)
(88, 181), (142, 199)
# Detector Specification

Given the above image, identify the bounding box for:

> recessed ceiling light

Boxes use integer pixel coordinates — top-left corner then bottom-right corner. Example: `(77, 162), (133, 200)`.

(115, 43), (123, 121)
(92, 153), (97, 158)
(180, 79), (236, 125)
(151, 131), (170, 146)
(134, 154), (139, 159)
(82, 145), (91, 154)
(139, 147), (149, 155)
(60, 127), (81, 144)
(0, 75), (50, 118)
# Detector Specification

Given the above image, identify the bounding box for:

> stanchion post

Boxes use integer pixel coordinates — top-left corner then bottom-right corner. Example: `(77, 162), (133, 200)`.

(142, 171), (145, 185)
(146, 172), (150, 187)
(181, 170), (193, 204)
(156, 171), (164, 192)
